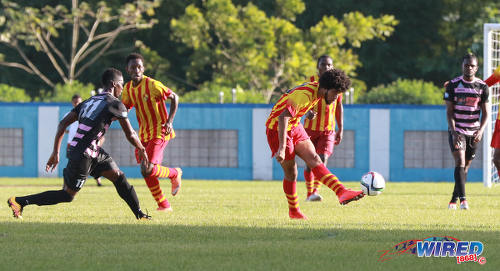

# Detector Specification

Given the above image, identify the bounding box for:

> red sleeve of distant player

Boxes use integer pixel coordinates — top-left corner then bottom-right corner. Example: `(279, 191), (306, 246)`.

(485, 65), (500, 87)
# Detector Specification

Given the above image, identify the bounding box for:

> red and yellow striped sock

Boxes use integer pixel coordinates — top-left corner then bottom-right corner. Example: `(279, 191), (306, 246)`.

(304, 170), (314, 197)
(151, 164), (178, 179)
(313, 179), (322, 193)
(311, 164), (345, 196)
(144, 176), (167, 206)
(283, 179), (300, 212)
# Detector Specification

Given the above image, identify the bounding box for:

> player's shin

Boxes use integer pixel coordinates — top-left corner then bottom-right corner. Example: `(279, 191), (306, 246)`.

(150, 164), (178, 179)
(311, 164), (346, 196)
(283, 179), (306, 219)
(304, 170), (314, 197)
(113, 174), (143, 218)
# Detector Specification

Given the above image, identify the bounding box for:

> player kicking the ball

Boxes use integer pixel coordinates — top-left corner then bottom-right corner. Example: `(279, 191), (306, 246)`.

(7, 68), (151, 220)
(266, 68), (364, 219)
(303, 55), (344, 202)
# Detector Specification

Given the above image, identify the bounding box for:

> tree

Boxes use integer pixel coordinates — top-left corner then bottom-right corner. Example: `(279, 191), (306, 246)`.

(357, 79), (444, 105)
(0, 84), (31, 102)
(0, 0), (160, 88)
(170, 0), (397, 103)
(37, 80), (94, 102)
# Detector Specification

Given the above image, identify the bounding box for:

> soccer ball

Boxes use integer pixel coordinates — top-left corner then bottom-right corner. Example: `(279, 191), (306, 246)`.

(360, 171), (385, 196)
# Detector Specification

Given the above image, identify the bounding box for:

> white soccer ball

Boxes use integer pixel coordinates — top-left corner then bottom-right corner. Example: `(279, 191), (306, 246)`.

(360, 171), (385, 196)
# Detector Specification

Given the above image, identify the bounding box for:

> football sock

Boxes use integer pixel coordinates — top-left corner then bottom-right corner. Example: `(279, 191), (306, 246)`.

(451, 167), (465, 203)
(15, 190), (73, 207)
(150, 164), (178, 179)
(313, 179), (322, 193)
(113, 174), (142, 218)
(144, 176), (167, 206)
(311, 164), (346, 196)
(283, 179), (300, 212)
(304, 170), (314, 196)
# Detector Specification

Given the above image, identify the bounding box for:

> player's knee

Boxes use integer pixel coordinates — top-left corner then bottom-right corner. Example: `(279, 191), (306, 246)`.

(140, 163), (153, 177)
(61, 190), (74, 202)
(306, 153), (323, 168)
(284, 167), (298, 180)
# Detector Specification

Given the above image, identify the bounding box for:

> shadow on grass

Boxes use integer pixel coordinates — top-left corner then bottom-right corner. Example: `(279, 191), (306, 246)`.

(0, 221), (498, 271)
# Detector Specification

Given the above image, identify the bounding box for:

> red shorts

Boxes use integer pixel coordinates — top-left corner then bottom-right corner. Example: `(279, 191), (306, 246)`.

(135, 138), (169, 164)
(266, 124), (310, 161)
(491, 119), (500, 148)
(305, 129), (335, 156)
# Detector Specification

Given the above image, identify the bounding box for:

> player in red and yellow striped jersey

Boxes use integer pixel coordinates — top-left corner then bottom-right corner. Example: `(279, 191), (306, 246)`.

(266, 69), (364, 219)
(123, 53), (182, 211)
(303, 55), (344, 202)
(487, 65), (500, 176)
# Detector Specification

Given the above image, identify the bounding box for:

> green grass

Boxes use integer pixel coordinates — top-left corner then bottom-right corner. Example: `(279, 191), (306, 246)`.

(0, 178), (499, 270)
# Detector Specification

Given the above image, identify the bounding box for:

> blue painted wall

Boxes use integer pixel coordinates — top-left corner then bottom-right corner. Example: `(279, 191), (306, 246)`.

(0, 103), (483, 182)
(0, 104), (39, 177)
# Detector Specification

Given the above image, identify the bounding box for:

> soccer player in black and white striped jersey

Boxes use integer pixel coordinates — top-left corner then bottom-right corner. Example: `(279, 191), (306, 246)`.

(444, 53), (490, 210)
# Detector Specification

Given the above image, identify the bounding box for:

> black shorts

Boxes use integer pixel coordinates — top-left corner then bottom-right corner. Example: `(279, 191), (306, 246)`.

(448, 131), (478, 161)
(63, 149), (118, 191)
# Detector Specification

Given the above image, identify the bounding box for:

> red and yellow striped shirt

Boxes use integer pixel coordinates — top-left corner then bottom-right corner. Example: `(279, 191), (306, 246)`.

(303, 75), (342, 131)
(122, 76), (175, 142)
(266, 82), (320, 131)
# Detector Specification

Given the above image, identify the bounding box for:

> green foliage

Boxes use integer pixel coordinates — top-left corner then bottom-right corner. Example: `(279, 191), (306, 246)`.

(181, 82), (266, 103)
(358, 79), (443, 105)
(38, 80), (94, 102)
(134, 40), (182, 92)
(0, 84), (31, 102)
(170, 0), (398, 103)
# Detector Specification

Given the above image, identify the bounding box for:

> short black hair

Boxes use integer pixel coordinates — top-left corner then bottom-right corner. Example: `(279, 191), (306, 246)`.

(101, 68), (123, 87)
(463, 52), (477, 63)
(317, 55), (333, 66)
(318, 68), (351, 93)
(126, 53), (144, 65)
(71, 94), (81, 100)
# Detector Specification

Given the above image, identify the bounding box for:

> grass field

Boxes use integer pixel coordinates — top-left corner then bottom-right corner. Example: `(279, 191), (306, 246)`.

(1, 178), (499, 271)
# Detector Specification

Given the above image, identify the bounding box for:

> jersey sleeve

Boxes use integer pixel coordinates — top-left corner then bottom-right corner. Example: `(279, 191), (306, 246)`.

(109, 100), (128, 119)
(285, 91), (311, 117)
(151, 80), (173, 101)
(482, 84), (490, 103)
(443, 82), (454, 102)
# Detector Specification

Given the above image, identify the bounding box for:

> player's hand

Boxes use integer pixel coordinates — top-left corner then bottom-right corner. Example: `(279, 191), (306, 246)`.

(452, 132), (463, 150)
(45, 152), (59, 172)
(473, 129), (484, 143)
(335, 129), (343, 145)
(275, 146), (286, 163)
(164, 122), (173, 135)
(137, 147), (149, 165)
(306, 110), (317, 120)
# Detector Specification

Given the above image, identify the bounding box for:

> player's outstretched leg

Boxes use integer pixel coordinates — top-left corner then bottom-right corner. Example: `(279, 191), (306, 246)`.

(283, 180), (307, 219)
(7, 190), (74, 219)
(311, 164), (364, 205)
